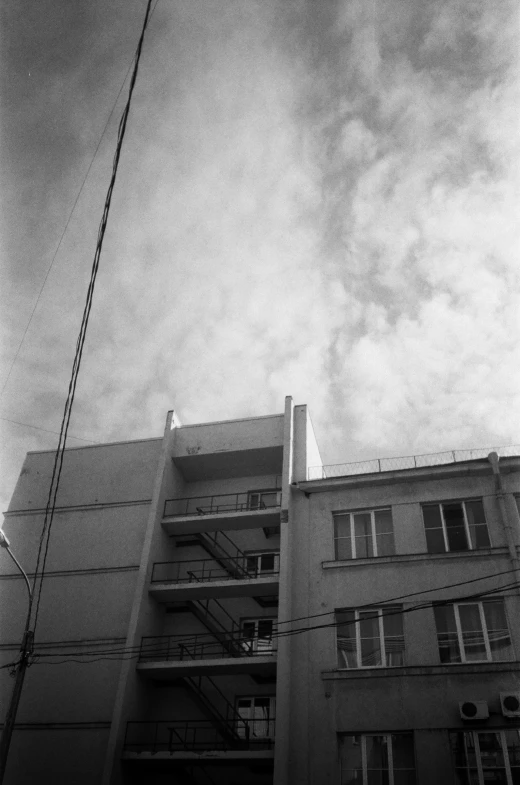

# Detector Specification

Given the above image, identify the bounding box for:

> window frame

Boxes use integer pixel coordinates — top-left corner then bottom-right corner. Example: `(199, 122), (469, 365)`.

(240, 617), (277, 653)
(333, 507), (395, 560)
(244, 550), (280, 576)
(336, 605), (405, 669)
(235, 695), (276, 739)
(339, 732), (416, 785)
(422, 498), (490, 553)
(451, 729), (520, 785)
(434, 599), (512, 664)
(247, 489), (281, 510)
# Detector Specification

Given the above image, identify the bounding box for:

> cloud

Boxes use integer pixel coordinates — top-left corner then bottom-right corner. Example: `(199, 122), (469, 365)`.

(1, 0), (519, 509)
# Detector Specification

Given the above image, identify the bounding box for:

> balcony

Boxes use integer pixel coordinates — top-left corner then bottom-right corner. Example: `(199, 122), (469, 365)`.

(123, 719), (275, 761)
(162, 490), (281, 535)
(149, 558), (279, 601)
(137, 633), (277, 679)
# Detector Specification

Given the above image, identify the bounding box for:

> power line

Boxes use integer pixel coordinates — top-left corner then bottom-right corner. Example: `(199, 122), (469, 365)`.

(0, 0), (162, 402)
(0, 417), (98, 444)
(29, 0), (154, 641)
(28, 570), (520, 664)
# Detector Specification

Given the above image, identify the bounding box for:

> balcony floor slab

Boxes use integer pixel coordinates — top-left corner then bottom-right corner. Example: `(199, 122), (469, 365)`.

(137, 656), (277, 679)
(149, 576), (279, 601)
(123, 749), (275, 761)
(162, 508), (280, 535)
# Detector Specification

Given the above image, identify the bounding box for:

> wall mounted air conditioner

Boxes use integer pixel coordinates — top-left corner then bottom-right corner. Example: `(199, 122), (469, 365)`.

(500, 693), (520, 718)
(459, 701), (489, 720)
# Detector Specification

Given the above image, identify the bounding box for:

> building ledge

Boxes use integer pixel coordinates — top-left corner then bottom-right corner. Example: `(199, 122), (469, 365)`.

(322, 547), (510, 570)
(322, 661), (520, 680)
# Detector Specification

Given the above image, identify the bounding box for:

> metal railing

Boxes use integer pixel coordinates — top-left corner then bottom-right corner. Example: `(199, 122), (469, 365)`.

(163, 490), (281, 518)
(308, 445), (520, 481)
(151, 558), (280, 584)
(139, 632), (277, 663)
(124, 719), (276, 753)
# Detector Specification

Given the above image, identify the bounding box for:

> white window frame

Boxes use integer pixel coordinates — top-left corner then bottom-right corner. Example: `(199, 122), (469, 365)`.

(452, 730), (520, 785)
(334, 508), (394, 559)
(248, 489), (281, 510)
(423, 499), (488, 552)
(244, 551), (280, 576)
(240, 617), (277, 652)
(337, 606), (404, 669)
(453, 602), (492, 662)
(235, 696), (276, 739)
(435, 599), (512, 664)
(340, 733), (416, 785)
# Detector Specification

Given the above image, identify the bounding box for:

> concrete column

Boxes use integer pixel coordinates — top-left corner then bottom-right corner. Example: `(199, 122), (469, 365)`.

(274, 396), (294, 785)
(101, 410), (179, 785)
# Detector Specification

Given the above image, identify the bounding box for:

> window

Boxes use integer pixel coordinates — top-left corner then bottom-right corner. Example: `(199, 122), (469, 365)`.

(245, 551), (280, 576)
(336, 606), (405, 668)
(240, 618), (276, 653)
(334, 508), (395, 559)
(248, 490), (281, 510)
(422, 500), (490, 553)
(339, 733), (416, 785)
(236, 696), (275, 739)
(434, 599), (512, 663)
(451, 730), (520, 785)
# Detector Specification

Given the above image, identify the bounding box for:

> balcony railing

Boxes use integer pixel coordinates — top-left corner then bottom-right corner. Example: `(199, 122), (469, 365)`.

(124, 719), (275, 753)
(163, 490), (281, 518)
(151, 558), (279, 584)
(139, 632), (276, 663)
(308, 445), (520, 481)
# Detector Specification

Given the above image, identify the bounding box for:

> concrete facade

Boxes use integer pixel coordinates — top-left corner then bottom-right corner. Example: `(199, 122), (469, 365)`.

(1, 399), (519, 784)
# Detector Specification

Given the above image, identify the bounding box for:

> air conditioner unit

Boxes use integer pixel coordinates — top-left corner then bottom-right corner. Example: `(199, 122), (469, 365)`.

(500, 693), (520, 718)
(459, 701), (489, 720)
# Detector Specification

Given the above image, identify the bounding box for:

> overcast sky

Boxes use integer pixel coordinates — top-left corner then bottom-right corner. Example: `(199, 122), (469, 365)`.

(1, 0), (519, 511)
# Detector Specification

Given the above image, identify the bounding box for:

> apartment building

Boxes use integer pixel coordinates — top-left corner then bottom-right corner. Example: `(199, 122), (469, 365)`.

(1, 397), (519, 785)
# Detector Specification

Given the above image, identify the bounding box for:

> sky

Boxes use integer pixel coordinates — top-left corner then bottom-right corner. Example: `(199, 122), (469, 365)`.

(1, 0), (519, 511)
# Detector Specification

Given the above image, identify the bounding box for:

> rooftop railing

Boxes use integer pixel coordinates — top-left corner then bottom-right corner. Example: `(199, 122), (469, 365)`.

(139, 632), (277, 663)
(308, 445), (520, 481)
(151, 558), (280, 584)
(124, 719), (275, 753)
(163, 490), (281, 518)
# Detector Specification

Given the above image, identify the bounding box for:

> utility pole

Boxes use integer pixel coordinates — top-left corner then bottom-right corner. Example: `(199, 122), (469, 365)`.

(0, 530), (34, 784)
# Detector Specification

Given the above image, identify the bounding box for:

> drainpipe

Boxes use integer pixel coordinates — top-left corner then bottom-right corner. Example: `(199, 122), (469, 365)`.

(488, 452), (520, 586)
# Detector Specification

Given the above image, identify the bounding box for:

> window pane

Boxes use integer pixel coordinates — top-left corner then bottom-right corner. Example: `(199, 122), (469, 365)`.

(505, 730), (520, 766)
(246, 556), (258, 574)
(336, 537), (353, 560)
(477, 732), (506, 768)
(259, 553), (275, 572)
(465, 501), (490, 548)
(339, 735), (363, 783)
(341, 770), (364, 785)
(382, 608), (405, 666)
(393, 773), (417, 785)
(354, 513), (373, 558)
(365, 735), (388, 770)
(374, 509), (393, 534)
(423, 505), (443, 529)
(458, 604), (487, 661)
(359, 612), (382, 666)
(443, 503), (468, 551)
(260, 492), (278, 508)
(335, 514), (351, 539)
(434, 606), (461, 662)
(392, 733), (415, 769)
(425, 528), (446, 553)
(337, 611), (357, 668)
(483, 600), (512, 659)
